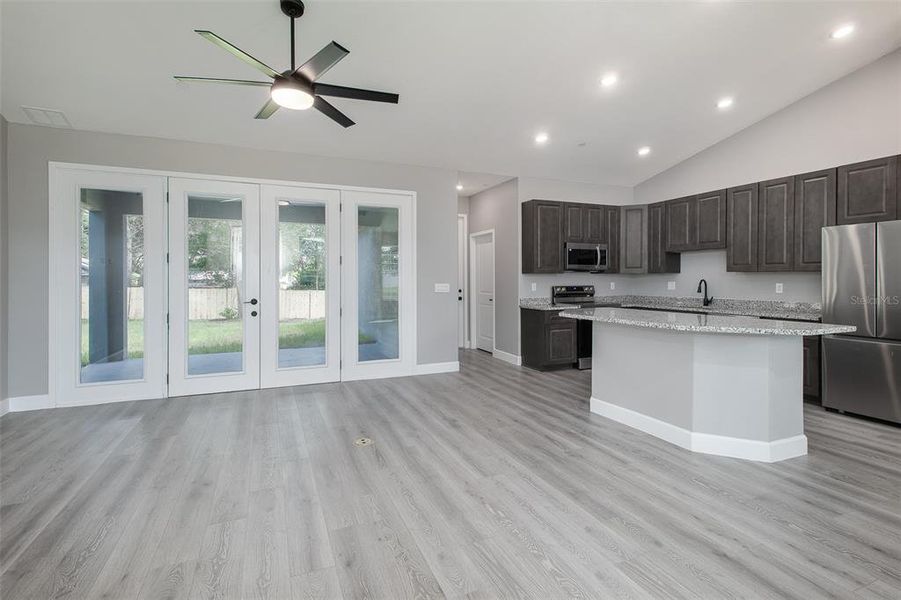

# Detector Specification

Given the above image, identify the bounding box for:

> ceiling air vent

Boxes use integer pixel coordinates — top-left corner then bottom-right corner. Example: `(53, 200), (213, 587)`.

(21, 106), (72, 128)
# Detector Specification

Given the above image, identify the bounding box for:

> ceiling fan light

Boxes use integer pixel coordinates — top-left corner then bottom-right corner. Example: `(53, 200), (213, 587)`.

(271, 80), (314, 110)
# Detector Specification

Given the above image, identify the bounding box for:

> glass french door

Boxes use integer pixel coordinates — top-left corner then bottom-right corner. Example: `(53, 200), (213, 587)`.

(259, 185), (341, 387)
(167, 178), (261, 396)
(52, 166), (414, 404)
(50, 167), (168, 406)
(340, 190), (414, 381)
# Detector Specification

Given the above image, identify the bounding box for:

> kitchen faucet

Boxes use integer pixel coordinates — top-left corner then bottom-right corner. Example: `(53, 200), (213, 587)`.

(697, 279), (713, 307)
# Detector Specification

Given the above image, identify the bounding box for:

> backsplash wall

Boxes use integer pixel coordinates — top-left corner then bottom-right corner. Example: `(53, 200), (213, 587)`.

(520, 251), (821, 303)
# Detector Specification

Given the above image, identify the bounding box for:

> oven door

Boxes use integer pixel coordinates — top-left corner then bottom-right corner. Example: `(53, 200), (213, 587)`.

(565, 243), (605, 272)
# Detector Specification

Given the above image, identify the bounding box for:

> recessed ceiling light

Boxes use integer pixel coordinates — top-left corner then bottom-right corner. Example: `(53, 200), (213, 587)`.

(637, 146), (651, 157)
(600, 72), (619, 88)
(717, 96), (734, 110)
(534, 132), (549, 145)
(456, 183), (463, 191)
(831, 23), (855, 39)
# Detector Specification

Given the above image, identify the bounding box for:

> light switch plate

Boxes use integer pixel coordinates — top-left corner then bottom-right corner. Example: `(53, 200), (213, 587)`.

(434, 283), (450, 293)
(775, 283), (784, 294)
(667, 281), (676, 290)
(531, 282), (537, 292)
(610, 281), (616, 290)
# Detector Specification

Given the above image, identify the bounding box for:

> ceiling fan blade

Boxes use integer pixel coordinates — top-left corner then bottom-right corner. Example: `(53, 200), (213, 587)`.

(295, 41), (349, 82)
(195, 30), (280, 79)
(314, 96), (354, 128)
(254, 98), (280, 119)
(174, 76), (271, 87)
(313, 83), (399, 104)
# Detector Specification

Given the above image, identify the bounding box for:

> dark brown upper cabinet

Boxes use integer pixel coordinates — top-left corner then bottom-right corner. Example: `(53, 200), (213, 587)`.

(564, 203), (586, 242)
(727, 184), (759, 272)
(585, 204), (605, 243)
(605, 206), (621, 273)
(522, 200), (564, 273)
(794, 168), (836, 271)
(620, 205), (648, 274)
(665, 196), (693, 252)
(648, 202), (681, 273)
(837, 156), (898, 224)
(694, 190), (727, 249)
(564, 203), (605, 244)
(758, 177), (795, 272)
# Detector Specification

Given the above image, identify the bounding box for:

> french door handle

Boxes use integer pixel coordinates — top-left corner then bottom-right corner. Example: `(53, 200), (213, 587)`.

(244, 298), (258, 305)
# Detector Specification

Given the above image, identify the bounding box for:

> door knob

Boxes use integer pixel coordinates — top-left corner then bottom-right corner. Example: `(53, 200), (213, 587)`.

(243, 298), (258, 305)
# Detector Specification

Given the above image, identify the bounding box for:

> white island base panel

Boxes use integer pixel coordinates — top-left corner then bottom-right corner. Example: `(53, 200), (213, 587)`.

(589, 323), (808, 463)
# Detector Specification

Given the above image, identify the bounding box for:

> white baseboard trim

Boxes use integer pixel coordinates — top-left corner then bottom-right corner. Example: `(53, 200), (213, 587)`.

(4, 394), (54, 414)
(590, 397), (807, 463)
(492, 349), (522, 366)
(415, 361), (460, 375)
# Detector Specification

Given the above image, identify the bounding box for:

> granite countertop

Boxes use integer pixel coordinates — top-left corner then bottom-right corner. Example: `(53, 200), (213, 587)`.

(520, 295), (822, 321)
(558, 307), (855, 336)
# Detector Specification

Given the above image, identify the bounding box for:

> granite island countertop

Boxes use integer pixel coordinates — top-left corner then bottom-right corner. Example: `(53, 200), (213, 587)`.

(558, 307), (855, 336)
(520, 295), (822, 321)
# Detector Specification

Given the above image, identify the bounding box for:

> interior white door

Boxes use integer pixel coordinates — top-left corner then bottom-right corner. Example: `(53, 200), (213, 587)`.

(473, 234), (495, 352)
(260, 184), (341, 388)
(341, 190), (415, 381)
(457, 215), (467, 348)
(49, 167), (168, 406)
(168, 178), (261, 396)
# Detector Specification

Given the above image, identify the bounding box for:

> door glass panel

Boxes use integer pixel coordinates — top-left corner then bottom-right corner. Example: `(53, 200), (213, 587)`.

(358, 206), (399, 361)
(277, 201), (327, 368)
(187, 196), (244, 375)
(79, 189), (145, 383)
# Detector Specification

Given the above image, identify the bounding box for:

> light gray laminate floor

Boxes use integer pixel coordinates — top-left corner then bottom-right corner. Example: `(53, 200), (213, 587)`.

(1, 349), (899, 599)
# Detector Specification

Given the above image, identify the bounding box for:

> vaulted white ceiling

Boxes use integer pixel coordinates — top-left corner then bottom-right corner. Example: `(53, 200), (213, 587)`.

(2, 1), (900, 186)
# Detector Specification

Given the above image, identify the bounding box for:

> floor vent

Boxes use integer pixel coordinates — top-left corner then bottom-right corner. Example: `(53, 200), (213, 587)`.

(21, 106), (72, 128)
(353, 437), (373, 447)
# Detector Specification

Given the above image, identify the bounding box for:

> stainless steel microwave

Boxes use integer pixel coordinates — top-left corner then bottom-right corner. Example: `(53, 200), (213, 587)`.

(565, 242), (607, 272)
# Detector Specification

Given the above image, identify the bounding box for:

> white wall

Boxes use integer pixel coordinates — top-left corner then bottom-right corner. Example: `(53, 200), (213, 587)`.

(1, 115), (8, 404)
(632, 48), (901, 303)
(6, 123), (458, 398)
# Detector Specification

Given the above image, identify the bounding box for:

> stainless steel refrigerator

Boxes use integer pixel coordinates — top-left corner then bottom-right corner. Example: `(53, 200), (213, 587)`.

(822, 221), (901, 424)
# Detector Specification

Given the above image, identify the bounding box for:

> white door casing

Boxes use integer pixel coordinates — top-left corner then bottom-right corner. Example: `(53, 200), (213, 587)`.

(470, 230), (495, 353)
(457, 214), (468, 348)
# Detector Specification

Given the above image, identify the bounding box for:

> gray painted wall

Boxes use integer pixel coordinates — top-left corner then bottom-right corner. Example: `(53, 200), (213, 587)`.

(1, 115), (8, 402)
(467, 178), (518, 356)
(457, 195), (470, 214)
(6, 123), (458, 398)
(633, 48), (901, 304)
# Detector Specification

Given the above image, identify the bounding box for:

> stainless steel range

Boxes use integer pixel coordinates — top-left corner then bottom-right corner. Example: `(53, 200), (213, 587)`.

(551, 285), (616, 369)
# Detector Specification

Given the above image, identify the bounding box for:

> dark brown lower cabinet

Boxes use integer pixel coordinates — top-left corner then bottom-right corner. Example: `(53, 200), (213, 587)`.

(521, 309), (576, 370)
(803, 336), (821, 401)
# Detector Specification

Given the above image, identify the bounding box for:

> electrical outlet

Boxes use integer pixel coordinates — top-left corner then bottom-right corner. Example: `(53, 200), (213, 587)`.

(434, 283), (450, 293)
(610, 281), (616, 290)
(775, 283), (784, 294)
(667, 281), (676, 290)
(531, 282), (537, 292)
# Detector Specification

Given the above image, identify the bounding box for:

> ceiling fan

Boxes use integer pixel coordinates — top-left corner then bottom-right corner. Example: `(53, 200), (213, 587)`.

(174, 0), (399, 127)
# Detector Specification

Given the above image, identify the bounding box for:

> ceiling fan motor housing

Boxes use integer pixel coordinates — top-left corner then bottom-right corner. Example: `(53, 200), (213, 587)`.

(281, 0), (305, 19)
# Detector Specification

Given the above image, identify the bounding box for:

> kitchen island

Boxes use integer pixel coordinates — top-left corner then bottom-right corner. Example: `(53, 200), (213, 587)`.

(559, 307), (855, 462)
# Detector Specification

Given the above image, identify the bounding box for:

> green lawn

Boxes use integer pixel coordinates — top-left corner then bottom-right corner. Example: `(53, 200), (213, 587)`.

(81, 318), (330, 365)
